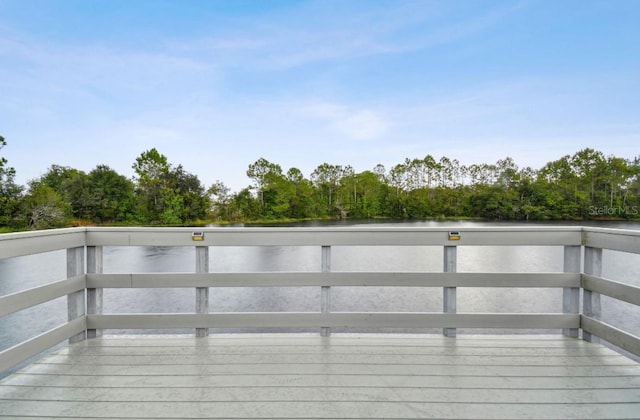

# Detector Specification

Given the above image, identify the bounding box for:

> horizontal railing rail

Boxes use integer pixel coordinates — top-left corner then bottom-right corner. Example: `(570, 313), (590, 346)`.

(1, 225), (639, 375)
(86, 313), (580, 330)
(0, 275), (85, 317)
(579, 273), (640, 357)
(85, 272), (581, 288)
(0, 318), (86, 373)
(581, 274), (640, 307)
(0, 228), (85, 259)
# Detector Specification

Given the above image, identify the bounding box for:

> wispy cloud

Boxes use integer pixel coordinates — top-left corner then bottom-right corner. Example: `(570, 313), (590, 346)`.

(163, 1), (524, 71)
(297, 102), (390, 140)
(412, 1), (529, 49)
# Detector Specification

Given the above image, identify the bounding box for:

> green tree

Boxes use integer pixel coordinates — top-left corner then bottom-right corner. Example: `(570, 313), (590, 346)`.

(604, 156), (633, 209)
(245, 159), (317, 219)
(246, 158), (283, 211)
(538, 155), (581, 218)
(22, 184), (70, 229)
(168, 165), (210, 222)
(349, 170), (389, 218)
(132, 149), (212, 224)
(34, 165), (90, 220)
(208, 180), (231, 221)
(335, 165), (355, 218)
(86, 165), (135, 223)
(469, 185), (519, 219)
(285, 168), (318, 218)
(388, 162), (409, 217)
(132, 148), (173, 223)
(570, 148), (608, 215)
(229, 187), (260, 221)
(311, 163), (345, 217)
(495, 157), (519, 190)
(0, 136), (23, 227)
(627, 157), (640, 211)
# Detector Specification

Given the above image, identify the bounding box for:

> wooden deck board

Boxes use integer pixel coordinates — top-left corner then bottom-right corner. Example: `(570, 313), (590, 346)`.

(1, 334), (640, 419)
(38, 352), (638, 366)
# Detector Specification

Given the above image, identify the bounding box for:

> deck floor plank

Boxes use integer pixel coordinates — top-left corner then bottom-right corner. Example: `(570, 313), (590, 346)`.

(2, 334), (640, 419)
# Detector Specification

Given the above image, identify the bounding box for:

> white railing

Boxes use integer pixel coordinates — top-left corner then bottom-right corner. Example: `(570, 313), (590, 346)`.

(1, 226), (639, 373)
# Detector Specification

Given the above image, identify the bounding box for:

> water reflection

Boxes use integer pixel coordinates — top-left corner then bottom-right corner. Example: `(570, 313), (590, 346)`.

(458, 246), (563, 273)
(0, 250), (66, 295)
(0, 251), (68, 349)
(209, 246), (318, 272)
(601, 250), (640, 337)
(104, 246), (194, 273)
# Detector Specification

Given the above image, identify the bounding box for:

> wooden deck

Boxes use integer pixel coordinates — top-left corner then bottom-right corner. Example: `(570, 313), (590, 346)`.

(1, 334), (640, 419)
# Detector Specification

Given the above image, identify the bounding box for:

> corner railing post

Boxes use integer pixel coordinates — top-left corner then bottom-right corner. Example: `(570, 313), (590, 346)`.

(87, 245), (103, 338)
(196, 246), (210, 337)
(583, 246), (602, 342)
(563, 245), (581, 337)
(443, 245), (457, 337)
(67, 246), (86, 343)
(321, 245), (331, 337)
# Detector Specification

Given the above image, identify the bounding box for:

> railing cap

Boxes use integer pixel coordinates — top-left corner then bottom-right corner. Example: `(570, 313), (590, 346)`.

(82, 226), (585, 247)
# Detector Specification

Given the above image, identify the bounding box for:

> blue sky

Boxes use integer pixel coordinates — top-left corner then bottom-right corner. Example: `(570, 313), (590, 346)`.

(1, 0), (639, 191)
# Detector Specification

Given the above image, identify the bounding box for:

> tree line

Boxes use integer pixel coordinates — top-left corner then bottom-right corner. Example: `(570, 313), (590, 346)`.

(1, 135), (639, 230)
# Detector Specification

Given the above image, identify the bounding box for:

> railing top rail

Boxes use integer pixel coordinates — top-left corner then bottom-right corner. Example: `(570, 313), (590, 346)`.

(0, 228), (86, 260)
(84, 226), (584, 247)
(3, 225), (640, 259)
(582, 226), (640, 236)
(582, 227), (640, 254)
(0, 227), (84, 240)
(83, 225), (586, 232)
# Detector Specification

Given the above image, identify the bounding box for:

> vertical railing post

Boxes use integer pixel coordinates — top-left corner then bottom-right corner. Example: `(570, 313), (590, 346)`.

(443, 245), (457, 337)
(87, 245), (103, 339)
(67, 246), (86, 343)
(321, 245), (331, 337)
(563, 245), (580, 337)
(583, 246), (602, 342)
(196, 246), (210, 337)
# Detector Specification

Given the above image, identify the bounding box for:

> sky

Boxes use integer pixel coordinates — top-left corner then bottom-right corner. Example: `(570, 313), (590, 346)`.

(1, 0), (639, 192)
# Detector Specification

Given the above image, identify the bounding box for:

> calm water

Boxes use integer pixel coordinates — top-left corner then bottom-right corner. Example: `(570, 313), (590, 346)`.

(2, 220), (640, 352)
